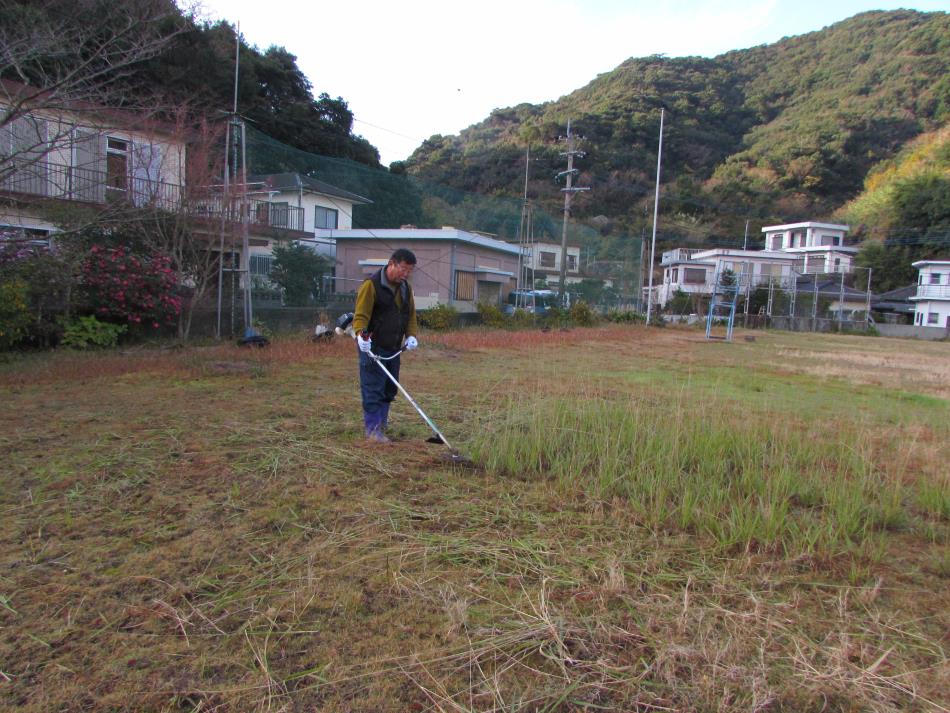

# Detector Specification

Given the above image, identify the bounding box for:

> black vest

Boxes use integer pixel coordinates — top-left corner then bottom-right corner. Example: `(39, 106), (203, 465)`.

(368, 269), (412, 351)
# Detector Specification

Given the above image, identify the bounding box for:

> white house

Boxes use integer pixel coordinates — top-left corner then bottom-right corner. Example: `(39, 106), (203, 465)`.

(657, 248), (798, 306)
(245, 172), (371, 278)
(0, 79), (186, 243)
(761, 222), (856, 274)
(910, 260), (950, 330)
(522, 240), (582, 287)
(653, 221), (854, 307)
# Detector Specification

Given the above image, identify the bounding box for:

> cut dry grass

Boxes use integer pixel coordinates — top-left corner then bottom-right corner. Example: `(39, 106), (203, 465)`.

(0, 326), (947, 711)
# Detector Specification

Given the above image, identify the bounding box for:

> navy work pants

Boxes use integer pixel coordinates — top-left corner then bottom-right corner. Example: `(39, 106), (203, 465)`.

(358, 345), (400, 416)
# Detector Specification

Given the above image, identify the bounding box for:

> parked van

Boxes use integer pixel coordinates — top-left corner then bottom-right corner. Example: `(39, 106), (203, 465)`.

(503, 289), (561, 315)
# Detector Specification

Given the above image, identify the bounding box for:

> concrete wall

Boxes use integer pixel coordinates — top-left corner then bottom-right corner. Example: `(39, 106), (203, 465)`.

(877, 324), (950, 341)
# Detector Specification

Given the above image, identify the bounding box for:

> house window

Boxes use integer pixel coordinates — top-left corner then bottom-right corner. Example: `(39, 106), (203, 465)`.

(672, 268), (679, 282)
(768, 233), (781, 250)
(315, 206), (338, 229)
(539, 251), (556, 268)
(567, 254), (577, 271)
(0, 115), (50, 196)
(834, 258), (841, 272)
(0, 225), (51, 247)
(683, 268), (706, 284)
(927, 312), (939, 325)
(106, 137), (129, 198)
(930, 272), (942, 285)
(454, 271), (475, 301)
(249, 254), (274, 277)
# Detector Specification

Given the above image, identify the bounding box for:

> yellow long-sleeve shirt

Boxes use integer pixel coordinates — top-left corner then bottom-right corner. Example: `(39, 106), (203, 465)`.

(352, 274), (418, 342)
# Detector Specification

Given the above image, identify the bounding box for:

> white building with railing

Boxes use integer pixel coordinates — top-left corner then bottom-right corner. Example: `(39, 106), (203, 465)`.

(760, 222), (856, 274)
(0, 82), (186, 241)
(657, 248), (801, 306)
(0, 82), (361, 298)
(911, 260), (950, 330)
(652, 222), (854, 307)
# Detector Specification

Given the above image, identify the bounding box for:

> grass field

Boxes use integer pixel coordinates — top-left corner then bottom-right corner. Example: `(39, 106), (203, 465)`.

(1, 326), (948, 712)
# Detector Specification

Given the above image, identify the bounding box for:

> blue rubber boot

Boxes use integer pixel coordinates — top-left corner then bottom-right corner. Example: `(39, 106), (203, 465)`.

(363, 410), (390, 443)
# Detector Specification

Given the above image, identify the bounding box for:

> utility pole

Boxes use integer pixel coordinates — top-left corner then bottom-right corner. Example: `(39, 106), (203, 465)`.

(556, 119), (589, 302)
(645, 108), (665, 324)
(743, 219), (750, 250)
(215, 24), (242, 340)
(516, 144), (533, 308)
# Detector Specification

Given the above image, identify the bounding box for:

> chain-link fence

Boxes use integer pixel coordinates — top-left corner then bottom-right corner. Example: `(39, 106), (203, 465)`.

(225, 126), (644, 336)
(733, 268), (874, 332)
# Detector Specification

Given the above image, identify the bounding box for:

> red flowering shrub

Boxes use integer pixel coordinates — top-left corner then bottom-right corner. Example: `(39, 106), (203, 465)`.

(81, 246), (181, 328)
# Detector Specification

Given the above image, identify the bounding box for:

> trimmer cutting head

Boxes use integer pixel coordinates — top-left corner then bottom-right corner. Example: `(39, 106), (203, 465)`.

(441, 449), (474, 466)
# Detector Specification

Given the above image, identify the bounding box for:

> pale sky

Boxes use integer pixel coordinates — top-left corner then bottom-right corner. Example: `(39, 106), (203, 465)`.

(194, 1), (950, 166)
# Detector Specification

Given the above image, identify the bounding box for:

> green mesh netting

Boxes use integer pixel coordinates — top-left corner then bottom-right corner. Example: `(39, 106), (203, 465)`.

(243, 125), (644, 302)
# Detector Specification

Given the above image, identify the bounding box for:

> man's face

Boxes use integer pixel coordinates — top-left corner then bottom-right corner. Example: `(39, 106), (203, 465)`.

(386, 260), (414, 284)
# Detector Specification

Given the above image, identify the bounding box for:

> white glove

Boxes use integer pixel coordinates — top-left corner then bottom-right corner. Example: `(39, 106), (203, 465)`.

(357, 333), (372, 353)
(405, 336), (418, 351)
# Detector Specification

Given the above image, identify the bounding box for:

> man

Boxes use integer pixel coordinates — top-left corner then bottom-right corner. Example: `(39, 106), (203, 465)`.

(352, 248), (419, 442)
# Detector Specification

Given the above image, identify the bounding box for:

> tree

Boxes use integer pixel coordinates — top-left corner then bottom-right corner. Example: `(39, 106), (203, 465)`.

(891, 173), (950, 232)
(269, 242), (328, 306)
(127, 115), (229, 341)
(0, 234), (78, 346)
(80, 244), (180, 328)
(0, 0), (186, 183)
(857, 174), (950, 291)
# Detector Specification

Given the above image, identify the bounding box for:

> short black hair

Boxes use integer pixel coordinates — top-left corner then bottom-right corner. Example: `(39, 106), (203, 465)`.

(390, 248), (417, 265)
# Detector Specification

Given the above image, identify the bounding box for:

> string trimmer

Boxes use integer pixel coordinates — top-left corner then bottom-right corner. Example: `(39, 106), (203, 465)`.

(361, 331), (470, 465)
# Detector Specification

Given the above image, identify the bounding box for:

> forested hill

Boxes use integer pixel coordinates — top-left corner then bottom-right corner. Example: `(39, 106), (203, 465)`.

(403, 10), (950, 242)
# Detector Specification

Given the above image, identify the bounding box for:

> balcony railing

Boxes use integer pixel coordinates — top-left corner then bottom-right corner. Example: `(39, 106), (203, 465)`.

(192, 196), (304, 232)
(661, 248), (699, 265)
(0, 158), (182, 210)
(914, 284), (950, 300)
(0, 159), (304, 232)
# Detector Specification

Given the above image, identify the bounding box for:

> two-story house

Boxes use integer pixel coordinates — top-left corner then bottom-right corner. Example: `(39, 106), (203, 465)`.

(244, 172), (371, 280)
(521, 240), (582, 288)
(761, 222), (856, 274)
(0, 83), (359, 303)
(911, 260), (950, 329)
(654, 221), (854, 308)
(658, 248), (799, 306)
(1, 79), (185, 242)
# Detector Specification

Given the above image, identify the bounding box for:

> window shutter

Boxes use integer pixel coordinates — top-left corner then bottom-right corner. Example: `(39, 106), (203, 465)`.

(454, 271), (475, 300)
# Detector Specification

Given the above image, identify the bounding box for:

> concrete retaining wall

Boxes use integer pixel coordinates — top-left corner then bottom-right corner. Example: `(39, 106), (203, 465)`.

(876, 324), (950, 341)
